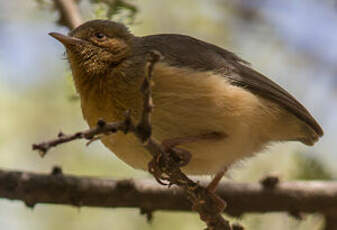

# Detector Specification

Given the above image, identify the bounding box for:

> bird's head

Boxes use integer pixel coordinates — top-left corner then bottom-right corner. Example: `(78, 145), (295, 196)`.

(49, 20), (134, 76)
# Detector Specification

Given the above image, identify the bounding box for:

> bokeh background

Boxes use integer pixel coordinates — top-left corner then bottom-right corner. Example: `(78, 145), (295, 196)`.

(1, 0), (336, 229)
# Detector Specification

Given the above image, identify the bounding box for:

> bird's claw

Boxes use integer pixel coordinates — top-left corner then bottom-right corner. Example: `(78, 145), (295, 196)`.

(169, 147), (191, 167)
(148, 153), (169, 185)
(191, 187), (226, 222)
(162, 139), (192, 167)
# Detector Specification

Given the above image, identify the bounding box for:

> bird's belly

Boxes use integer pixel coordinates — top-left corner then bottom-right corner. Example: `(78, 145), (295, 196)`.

(97, 67), (273, 175)
(100, 125), (264, 175)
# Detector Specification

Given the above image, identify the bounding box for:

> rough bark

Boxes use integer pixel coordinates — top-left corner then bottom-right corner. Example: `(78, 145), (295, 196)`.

(1, 169), (337, 217)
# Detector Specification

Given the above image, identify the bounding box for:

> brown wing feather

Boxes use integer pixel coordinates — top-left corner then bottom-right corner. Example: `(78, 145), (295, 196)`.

(139, 34), (323, 136)
(228, 64), (323, 136)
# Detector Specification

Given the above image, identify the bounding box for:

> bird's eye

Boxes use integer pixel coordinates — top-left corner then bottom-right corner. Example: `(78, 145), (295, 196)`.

(94, 32), (106, 40)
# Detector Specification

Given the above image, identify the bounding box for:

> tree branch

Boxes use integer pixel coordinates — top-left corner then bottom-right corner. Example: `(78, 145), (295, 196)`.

(325, 214), (337, 230)
(54, 0), (82, 29)
(1, 168), (337, 217)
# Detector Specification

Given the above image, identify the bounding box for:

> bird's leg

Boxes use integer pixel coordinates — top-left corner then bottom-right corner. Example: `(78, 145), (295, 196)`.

(207, 168), (227, 192)
(204, 168), (228, 214)
(192, 168), (228, 218)
(162, 132), (225, 166)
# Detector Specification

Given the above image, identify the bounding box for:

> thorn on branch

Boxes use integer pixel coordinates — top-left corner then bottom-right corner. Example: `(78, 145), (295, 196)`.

(70, 195), (83, 207)
(97, 119), (106, 128)
(260, 175), (280, 189)
(58, 131), (65, 138)
(289, 210), (303, 220)
(75, 132), (83, 138)
(51, 166), (63, 176)
(140, 208), (154, 223)
(32, 143), (48, 157)
(232, 223), (245, 230)
(86, 135), (103, 146)
(24, 200), (36, 209)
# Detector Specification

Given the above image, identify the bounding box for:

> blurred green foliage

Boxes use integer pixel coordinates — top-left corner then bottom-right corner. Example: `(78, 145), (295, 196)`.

(34, 0), (138, 24)
(91, 0), (138, 24)
(293, 153), (332, 181)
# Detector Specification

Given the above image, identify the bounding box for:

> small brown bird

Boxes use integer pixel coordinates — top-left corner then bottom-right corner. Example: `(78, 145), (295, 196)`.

(49, 20), (323, 180)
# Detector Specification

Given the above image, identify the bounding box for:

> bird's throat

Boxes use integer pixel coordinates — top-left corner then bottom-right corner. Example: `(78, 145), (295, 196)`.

(72, 66), (144, 127)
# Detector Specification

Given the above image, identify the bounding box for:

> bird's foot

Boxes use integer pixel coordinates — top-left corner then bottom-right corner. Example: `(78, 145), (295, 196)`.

(163, 146), (192, 167)
(148, 152), (170, 185)
(147, 145), (191, 185)
(193, 168), (228, 221)
(191, 186), (226, 223)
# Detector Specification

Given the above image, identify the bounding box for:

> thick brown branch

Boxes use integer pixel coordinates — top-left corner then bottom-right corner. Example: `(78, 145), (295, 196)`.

(1, 169), (337, 216)
(325, 214), (337, 230)
(54, 0), (83, 30)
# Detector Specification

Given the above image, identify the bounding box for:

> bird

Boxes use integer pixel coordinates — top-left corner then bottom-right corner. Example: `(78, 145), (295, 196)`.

(49, 19), (323, 186)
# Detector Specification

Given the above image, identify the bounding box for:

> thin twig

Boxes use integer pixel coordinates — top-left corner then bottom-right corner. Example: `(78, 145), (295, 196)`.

(32, 118), (132, 157)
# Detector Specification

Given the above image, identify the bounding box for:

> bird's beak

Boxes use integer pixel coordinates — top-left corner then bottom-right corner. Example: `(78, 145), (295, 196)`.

(49, 32), (83, 46)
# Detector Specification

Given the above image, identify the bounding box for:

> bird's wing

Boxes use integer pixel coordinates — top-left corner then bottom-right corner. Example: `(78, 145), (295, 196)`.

(140, 34), (323, 136)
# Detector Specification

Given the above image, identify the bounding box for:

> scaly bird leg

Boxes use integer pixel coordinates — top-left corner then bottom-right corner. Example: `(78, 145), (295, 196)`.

(204, 168), (228, 215)
(192, 168), (228, 219)
(207, 168), (227, 192)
